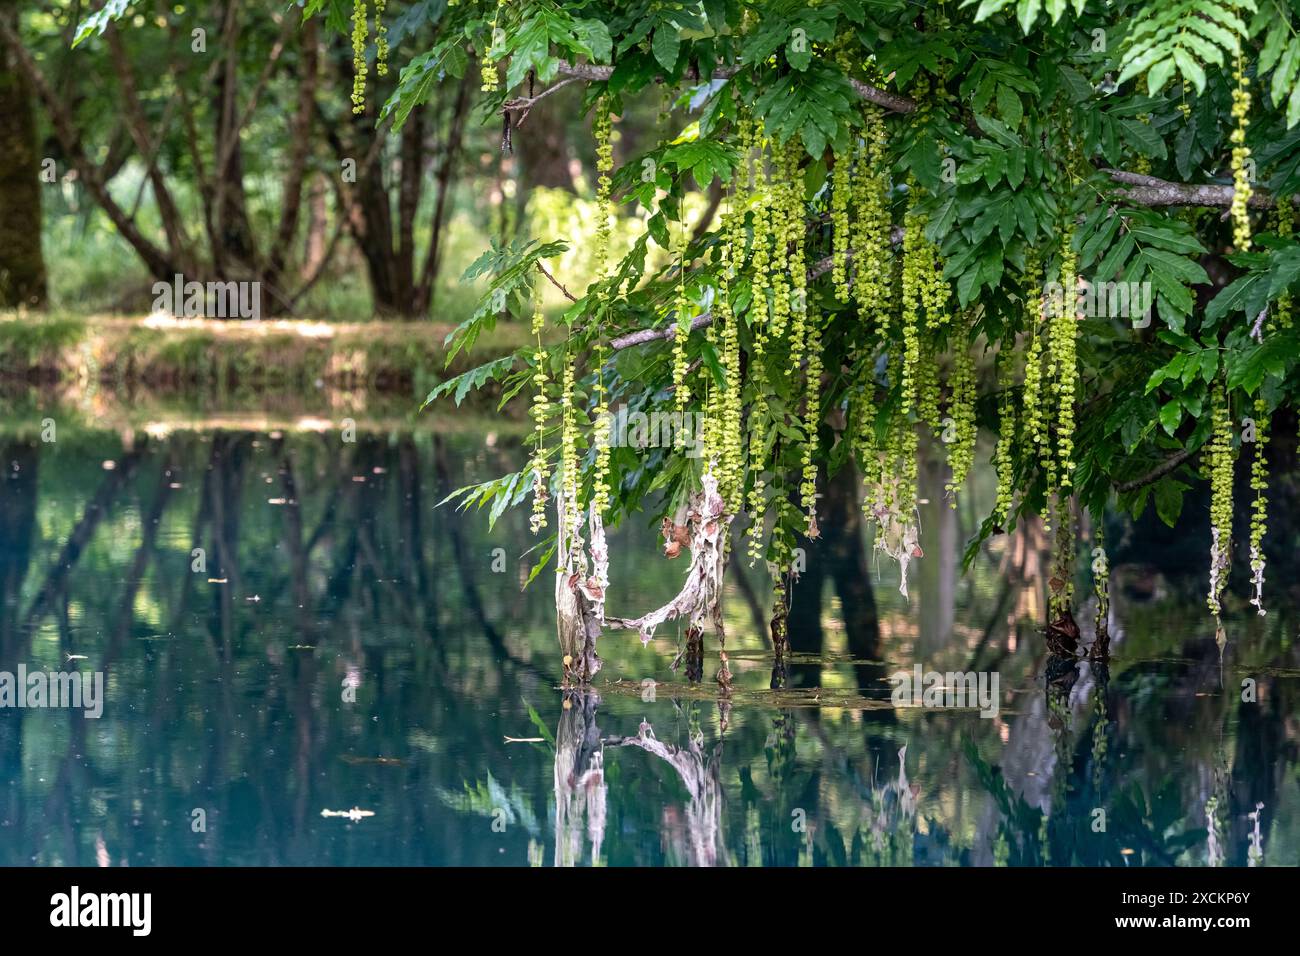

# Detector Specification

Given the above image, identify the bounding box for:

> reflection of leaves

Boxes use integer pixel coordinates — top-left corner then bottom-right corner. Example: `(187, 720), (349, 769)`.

(436, 772), (541, 835)
(964, 740), (1047, 865)
(965, 741), (1208, 866)
(522, 697), (556, 750)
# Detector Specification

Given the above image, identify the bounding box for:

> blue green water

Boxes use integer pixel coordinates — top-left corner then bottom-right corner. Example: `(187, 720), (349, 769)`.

(0, 425), (1294, 866)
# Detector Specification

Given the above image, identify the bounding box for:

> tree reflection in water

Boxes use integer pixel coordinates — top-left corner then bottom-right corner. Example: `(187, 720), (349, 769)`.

(0, 427), (1293, 866)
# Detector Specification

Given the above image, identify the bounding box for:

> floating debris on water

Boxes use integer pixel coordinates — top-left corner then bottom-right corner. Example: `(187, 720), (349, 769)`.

(504, 737), (545, 744)
(321, 807), (375, 821)
(339, 755), (403, 766)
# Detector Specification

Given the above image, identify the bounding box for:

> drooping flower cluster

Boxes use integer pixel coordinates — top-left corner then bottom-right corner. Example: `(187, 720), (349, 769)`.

(1207, 386), (1235, 617)
(1230, 56), (1253, 251)
(944, 315), (977, 504)
(1248, 397), (1269, 615)
(351, 0), (369, 114)
(528, 309), (551, 534)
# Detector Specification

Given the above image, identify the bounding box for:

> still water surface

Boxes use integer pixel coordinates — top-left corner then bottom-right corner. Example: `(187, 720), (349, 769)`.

(0, 426), (1295, 866)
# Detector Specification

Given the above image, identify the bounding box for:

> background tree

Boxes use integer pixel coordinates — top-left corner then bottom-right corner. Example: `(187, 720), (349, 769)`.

(0, 0), (47, 309)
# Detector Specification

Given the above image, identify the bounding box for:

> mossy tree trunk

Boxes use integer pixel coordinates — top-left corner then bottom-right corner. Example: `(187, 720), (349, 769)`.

(0, 1), (47, 309)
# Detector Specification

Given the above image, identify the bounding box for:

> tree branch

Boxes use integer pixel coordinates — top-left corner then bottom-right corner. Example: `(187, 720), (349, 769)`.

(1115, 448), (1196, 493)
(610, 228), (903, 351)
(1104, 169), (1287, 210)
(557, 60), (918, 114)
(0, 16), (174, 277)
(555, 61), (1300, 211)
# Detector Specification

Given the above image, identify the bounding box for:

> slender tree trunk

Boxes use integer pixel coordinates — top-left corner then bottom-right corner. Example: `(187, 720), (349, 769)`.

(0, 0), (47, 308)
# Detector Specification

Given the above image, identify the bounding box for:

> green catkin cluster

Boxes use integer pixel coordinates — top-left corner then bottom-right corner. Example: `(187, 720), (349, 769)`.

(1021, 253), (1057, 505)
(481, 1), (503, 94)
(718, 194), (746, 511)
(831, 147), (851, 301)
(992, 348), (1017, 529)
(351, 0), (369, 114)
(800, 312), (823, 532)
(900, 208), (926, 416)
(1275, 200), (1294, 328)
(1230, 55), (1253, 251)
(918, 341), (944, 436)
(744, 122), (774, 566)
(1094, 523), (1110, 637)
(1049, 496), (1075, 618)
(945, 317), (977, 503)
(670, 224), (692, 423)
(785, 143), (809, 378)
(853, 363), (881, 511)
(769, 143), (795, 351)
(1249, 395), (1269, 614)
(1207, 387), (1234, 617)
(373, 0), (388, 77)
(559, 344), (581, 554)
(851, 105), (893, 331)
(900, 188), (949, 417)
(1050, 228), (1079, 487)
(830, 43), (853, 302)
(529, 310), (550, 534)
(590, 100), (615, 515)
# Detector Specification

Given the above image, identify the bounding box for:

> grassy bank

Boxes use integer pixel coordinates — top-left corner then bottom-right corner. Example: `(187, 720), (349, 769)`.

(0, 311), (529, 408)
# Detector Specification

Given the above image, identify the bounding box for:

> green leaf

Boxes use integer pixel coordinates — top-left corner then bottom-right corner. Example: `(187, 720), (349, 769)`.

(652, 25), (681, 72)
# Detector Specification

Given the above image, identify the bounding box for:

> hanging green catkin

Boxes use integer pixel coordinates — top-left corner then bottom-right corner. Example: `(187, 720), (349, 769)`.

(670, 223), (692, 425)
(800, 311), (823, 534)
(1230, 54), (1253, 251)
(853, 361), (882, 517)
(944, 315), (977, 503)
(481, 0), (504, 94)
(900, 203), (926, 416)
(1093, 522), (1110, 638)
(1248, 396), (1269, 615)
(718, 184), (746, 511)
(992, 348), (1017, 529)
(1052, 227), (1079, 487)
(590, 99), (615, 515)
(850, 107), (891, 329)
(1207, 386), (1234, 617)
(351, 0), (369, 114)
(1275, 200), (1294, 328)
(744, 123), (773, 566)
(528, 309), (550, 534)
(559, 343), (582, 562)
(769, 142), (793, 348)
(786, 142), (809, 378)
(374, 0), (388, 77)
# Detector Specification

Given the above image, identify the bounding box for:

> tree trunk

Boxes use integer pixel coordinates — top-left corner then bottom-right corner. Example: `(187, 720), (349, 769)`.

(0, 1), (47, 308)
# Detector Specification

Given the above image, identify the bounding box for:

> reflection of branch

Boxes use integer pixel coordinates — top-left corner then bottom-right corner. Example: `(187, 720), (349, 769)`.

(554, 690), (606, 866)
(24, 449), (144, 632)
(609, 720), (725, 866)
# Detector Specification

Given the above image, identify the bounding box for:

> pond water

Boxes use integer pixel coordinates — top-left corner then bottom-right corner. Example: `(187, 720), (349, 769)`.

(0, 423), (1295, 866)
